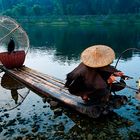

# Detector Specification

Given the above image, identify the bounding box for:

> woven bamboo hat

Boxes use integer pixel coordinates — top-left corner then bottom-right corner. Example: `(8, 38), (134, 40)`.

(81, 45), (115, 68)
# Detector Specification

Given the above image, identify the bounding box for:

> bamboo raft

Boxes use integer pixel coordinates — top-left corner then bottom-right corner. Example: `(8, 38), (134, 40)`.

(0, 65), (127, 118)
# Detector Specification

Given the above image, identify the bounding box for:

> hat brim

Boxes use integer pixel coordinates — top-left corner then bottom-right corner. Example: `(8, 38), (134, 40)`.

(81, 45), (115, 68)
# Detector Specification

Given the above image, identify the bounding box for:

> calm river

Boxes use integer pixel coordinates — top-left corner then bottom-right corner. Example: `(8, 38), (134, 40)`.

(0, 22), (140, 139)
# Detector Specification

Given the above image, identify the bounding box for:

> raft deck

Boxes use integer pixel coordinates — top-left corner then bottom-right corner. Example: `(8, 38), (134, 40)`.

(0, 65), (127, 118)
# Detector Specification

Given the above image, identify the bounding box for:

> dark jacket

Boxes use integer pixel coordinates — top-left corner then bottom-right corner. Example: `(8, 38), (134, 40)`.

(65, 63), (124, 98)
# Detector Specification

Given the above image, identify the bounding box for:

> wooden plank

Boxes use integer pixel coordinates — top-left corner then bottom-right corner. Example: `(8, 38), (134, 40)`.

(21, 67), (64, 87)
(19, 68), (68, 93)
(0, 65), (127, 118)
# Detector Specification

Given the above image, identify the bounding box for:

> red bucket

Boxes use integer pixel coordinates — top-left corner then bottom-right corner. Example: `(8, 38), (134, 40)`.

(0, 50), (25, 69)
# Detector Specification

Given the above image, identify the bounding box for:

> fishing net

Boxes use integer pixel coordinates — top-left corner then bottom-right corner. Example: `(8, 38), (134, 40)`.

(0, 16), (30, 110)
(0, 16), (29, 54)
(0, 73), (30, 111)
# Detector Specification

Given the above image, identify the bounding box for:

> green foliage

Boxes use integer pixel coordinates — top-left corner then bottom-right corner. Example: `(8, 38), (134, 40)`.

(14, 4), (27, 16)
(32, 4), (41, 16)
(0, 0), (140, 17)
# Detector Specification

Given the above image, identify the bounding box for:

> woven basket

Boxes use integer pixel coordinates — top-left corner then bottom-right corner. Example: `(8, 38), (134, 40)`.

(0, 16), (30, 69)
(0, 51), (25, 69)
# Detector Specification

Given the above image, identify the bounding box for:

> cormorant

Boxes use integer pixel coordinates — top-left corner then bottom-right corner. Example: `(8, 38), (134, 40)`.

(11, 89), (18, 104)
(7, 38), (15, 53)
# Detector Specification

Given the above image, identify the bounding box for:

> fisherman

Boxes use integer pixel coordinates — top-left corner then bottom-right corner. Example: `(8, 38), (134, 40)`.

(65, 45), (126, 104)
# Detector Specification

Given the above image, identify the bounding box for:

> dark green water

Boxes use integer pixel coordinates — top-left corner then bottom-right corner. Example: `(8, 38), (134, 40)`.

(0, 23), (140, 139)
(25, 23), (140, 60)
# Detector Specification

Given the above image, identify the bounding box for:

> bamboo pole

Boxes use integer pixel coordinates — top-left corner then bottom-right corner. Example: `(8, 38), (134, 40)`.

(0, 25), (20, 42)
(0, 66), (128, 118)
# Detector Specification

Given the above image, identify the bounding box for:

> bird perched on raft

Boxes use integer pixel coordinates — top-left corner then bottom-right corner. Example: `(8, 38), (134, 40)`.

(7, 37), (15, 54)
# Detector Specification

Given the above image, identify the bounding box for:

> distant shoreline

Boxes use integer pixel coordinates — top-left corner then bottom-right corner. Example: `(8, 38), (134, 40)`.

(8, 14), (140, 26)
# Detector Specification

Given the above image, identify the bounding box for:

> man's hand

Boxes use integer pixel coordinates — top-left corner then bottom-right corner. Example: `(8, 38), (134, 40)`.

(107, 75), (116, 84)
(107, 71), (124, 84)
(113, 72), (124, 77)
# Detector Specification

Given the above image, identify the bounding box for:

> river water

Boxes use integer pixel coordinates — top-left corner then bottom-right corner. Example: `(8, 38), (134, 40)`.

(0, 22), (140, 139)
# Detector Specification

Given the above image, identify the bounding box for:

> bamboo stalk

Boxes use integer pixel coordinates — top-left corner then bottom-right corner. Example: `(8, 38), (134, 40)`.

(0, 66), (127, 118)
(0, 25), (20, 42)
(19, 67), (65, 89)
(22, 66), (65, 85)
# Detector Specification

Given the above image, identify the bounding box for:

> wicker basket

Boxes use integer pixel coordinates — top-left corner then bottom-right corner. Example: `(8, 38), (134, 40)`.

(0, 16), (30, 69)
(0, 51), (25, 69)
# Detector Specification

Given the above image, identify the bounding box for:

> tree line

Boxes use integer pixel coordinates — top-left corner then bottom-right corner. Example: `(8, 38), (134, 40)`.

(0, 0), (140, 17)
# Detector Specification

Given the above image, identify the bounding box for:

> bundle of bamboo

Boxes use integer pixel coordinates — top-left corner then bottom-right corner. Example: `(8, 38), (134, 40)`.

(0, 66), (128, 118)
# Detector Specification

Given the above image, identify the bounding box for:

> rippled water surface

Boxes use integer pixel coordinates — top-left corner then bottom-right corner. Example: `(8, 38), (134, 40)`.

(0, 23), (140, 139)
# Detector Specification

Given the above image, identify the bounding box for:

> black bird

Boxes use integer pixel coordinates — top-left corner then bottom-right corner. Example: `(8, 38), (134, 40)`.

(110, 77), (126, 96)
(7, 38), (15, 53)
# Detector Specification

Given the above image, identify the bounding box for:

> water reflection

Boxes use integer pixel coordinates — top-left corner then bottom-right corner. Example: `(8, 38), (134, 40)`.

(0, 22), (140, 139)
(23, 23), (140, 61)
(23, 23), (140, 135)
(0, 73), (29, 111)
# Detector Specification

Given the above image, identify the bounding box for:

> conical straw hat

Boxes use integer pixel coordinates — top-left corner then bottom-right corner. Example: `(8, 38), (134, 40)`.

(81, 45), (115, 68)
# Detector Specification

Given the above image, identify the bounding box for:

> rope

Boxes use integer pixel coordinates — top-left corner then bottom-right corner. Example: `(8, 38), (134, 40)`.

(7, 89), (30, 111)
